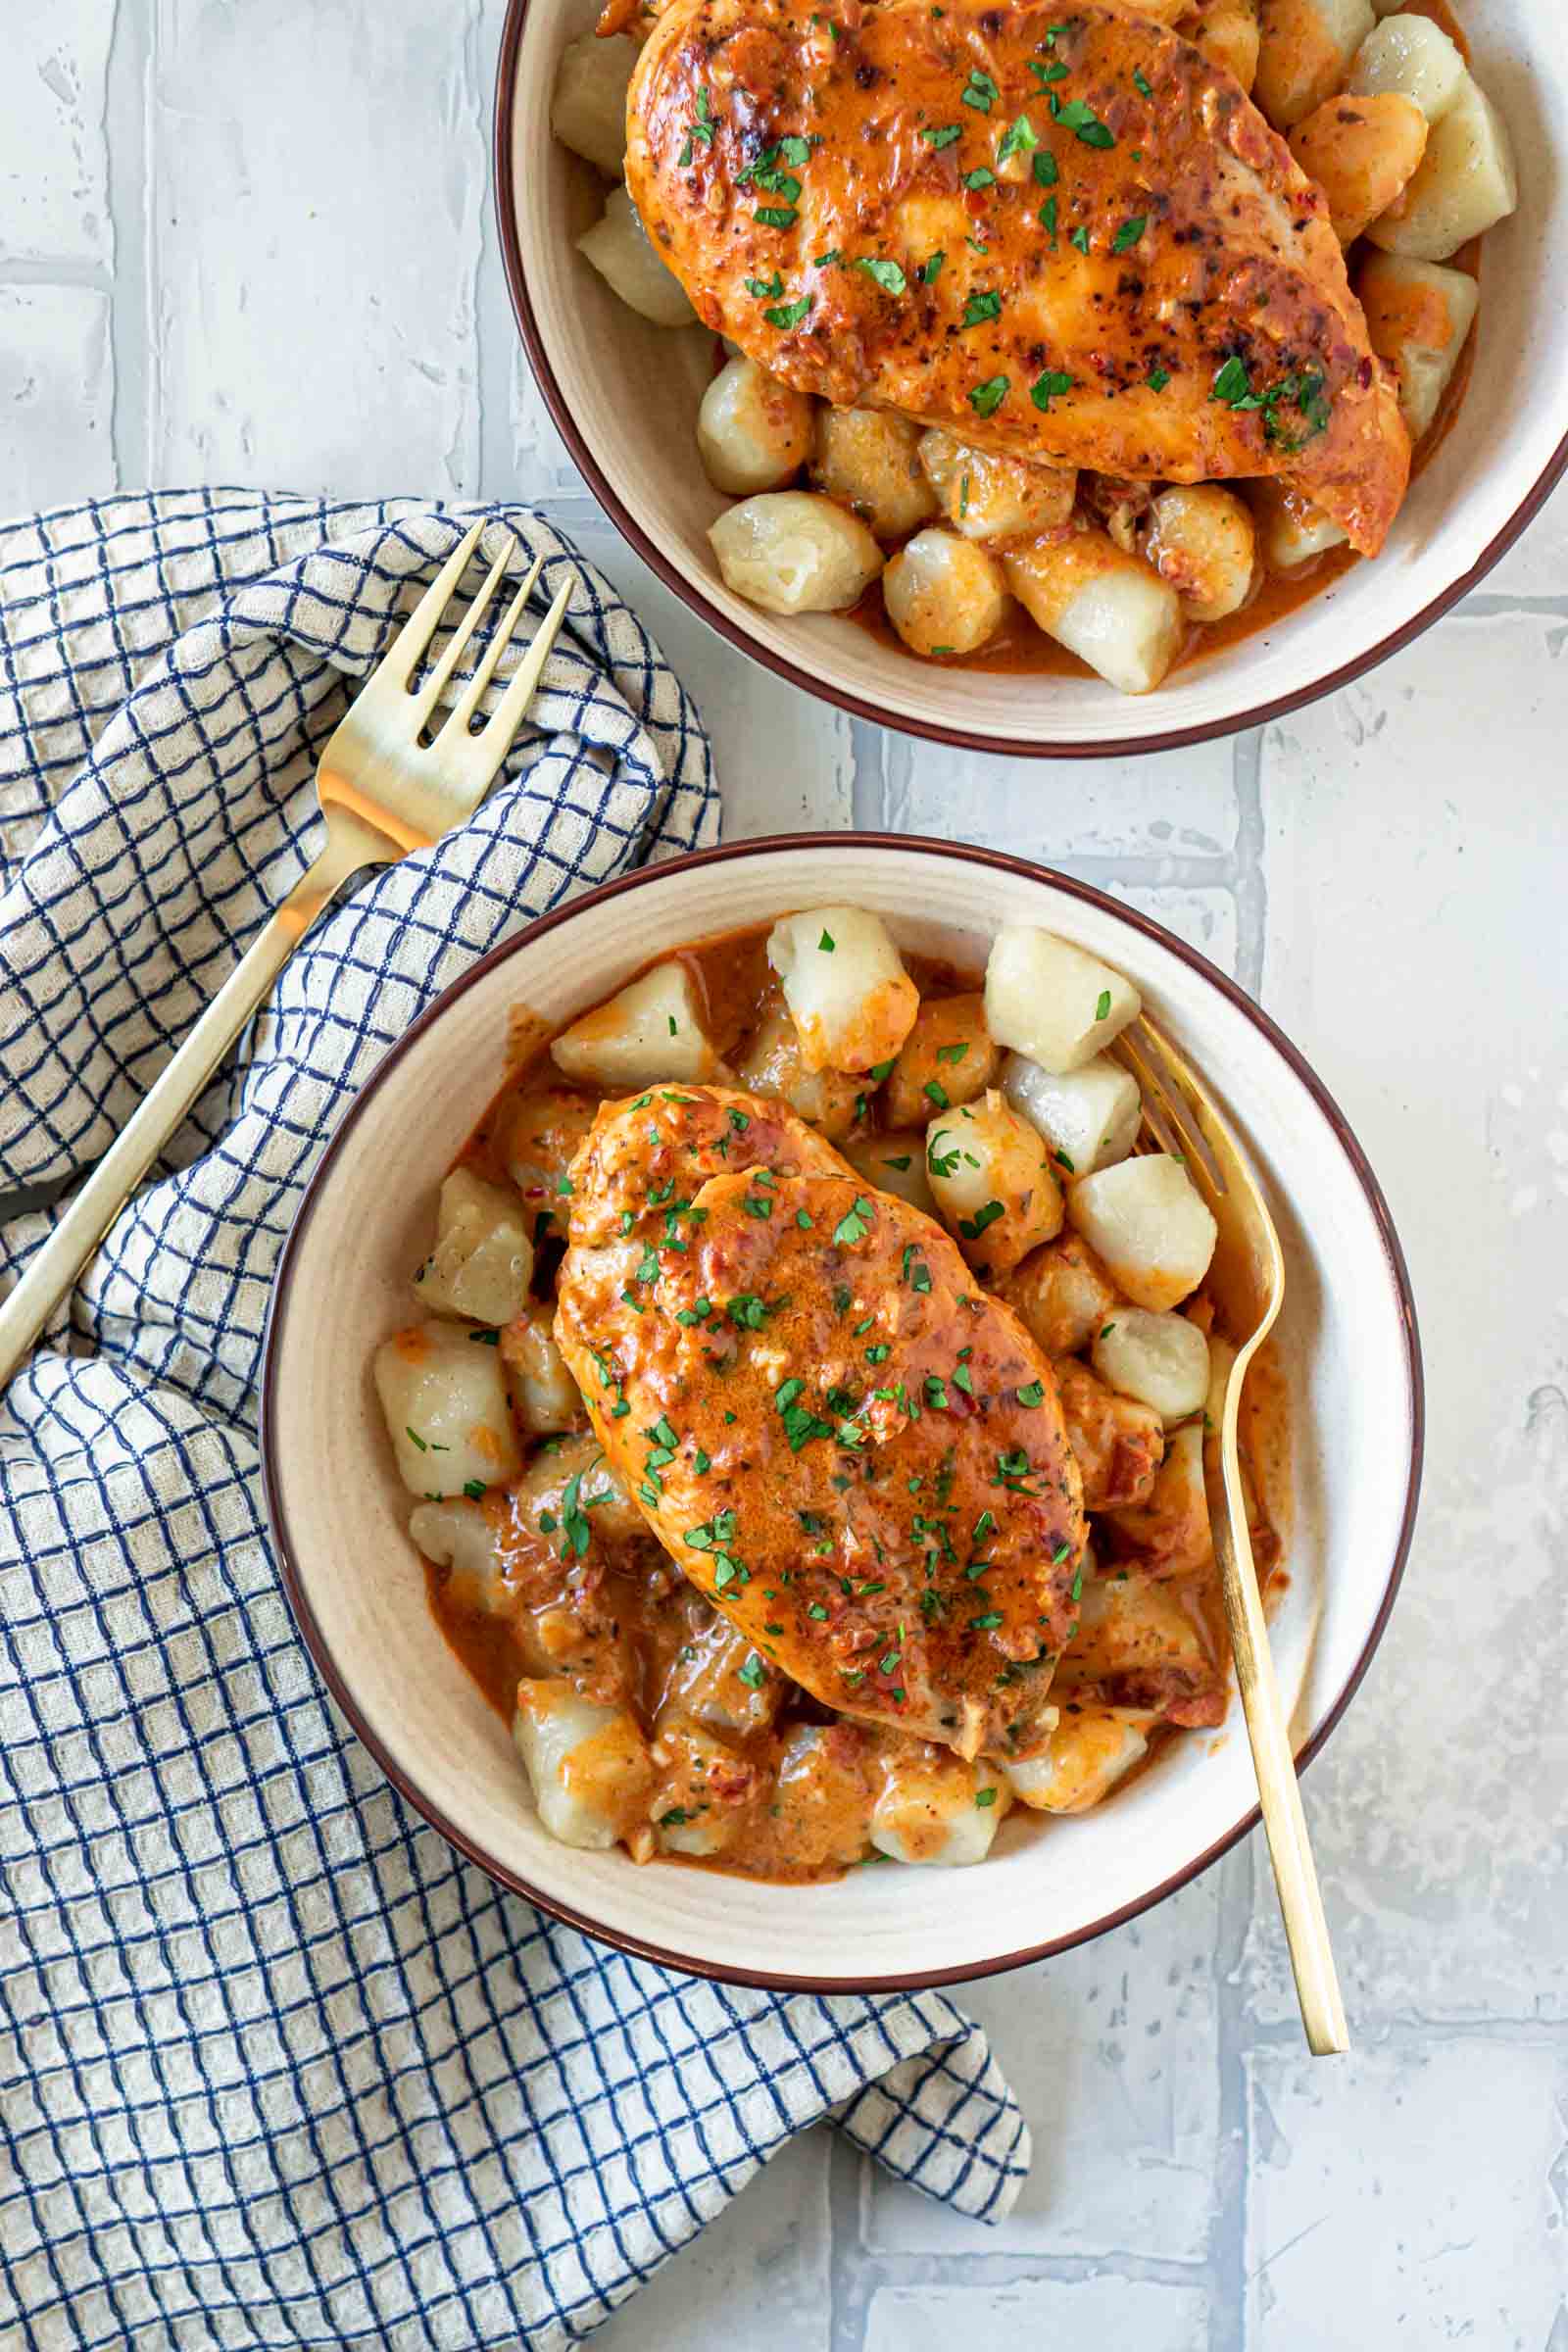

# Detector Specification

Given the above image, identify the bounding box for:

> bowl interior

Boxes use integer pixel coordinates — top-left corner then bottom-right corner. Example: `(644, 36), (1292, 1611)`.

(264, 842), (1418, 1986)
(504, 0), (1566, 752)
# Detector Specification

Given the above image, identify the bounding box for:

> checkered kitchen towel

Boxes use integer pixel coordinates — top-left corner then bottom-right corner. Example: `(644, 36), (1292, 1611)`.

(0, 494), (1029, 2351)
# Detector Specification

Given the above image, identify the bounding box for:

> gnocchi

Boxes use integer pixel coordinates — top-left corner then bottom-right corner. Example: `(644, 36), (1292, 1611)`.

(709, 492), (884, 615)
(1179, 0), (1261, 91)
(916, 429), (1078, 545)
(550, 32), (635, 178)
(1105, 1422), (1213, 1579)
(698, 357), (813, 496)
(576, 186), (697, 327)
(869, 1748), (1012, 1866)
(501, 1306), (584, 1435)
(985, 925), (1142, 1076)
(1093, 1306), (1212, 1425)
(374, 1319), (524, 1496)
(881, 530), (1008, 659)
(843, 1129), (942, 1217)
(1247, 480), (1348, 570)
(1001, 1051), (1143, 1179)
(551, 960), (718, 1090)
(1004, 529), (1186, 697)
(885, 992), (999, 1127)
(734, 991), (863, 1139)
(1287, 91), (1429, 245)
(1054, 1357), (1166, 1510)
(1143, 485), (1257, 620)
(1348, 12), (1466, 121)
(1365, 73), (1518, 262)
(1067, 1152), (1219, 1312)
(811, 408), (938, 541)
(998, 1231), (1122, 1357)
(414, 1166), (535, 1327)
(1359, 250), (1480, 443)
(409, 1495), (512, 1617)
(1255, 0), (1376, 130)
(766, 905), (919, 1073)
(1004, 1709), (1151, 1812)
(925, 1091), (1064, 1274)
(513, 1681), (654, 1852)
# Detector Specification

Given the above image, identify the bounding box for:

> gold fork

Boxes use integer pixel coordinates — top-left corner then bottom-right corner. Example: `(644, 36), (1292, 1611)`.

(0, 519), (572, 1390)
(1116, 1013), (1349, 2058)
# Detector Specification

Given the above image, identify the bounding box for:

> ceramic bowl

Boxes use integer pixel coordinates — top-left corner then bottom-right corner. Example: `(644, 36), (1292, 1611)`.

(261, 837), (1422, 1988)
(495, 0), (1566, 758)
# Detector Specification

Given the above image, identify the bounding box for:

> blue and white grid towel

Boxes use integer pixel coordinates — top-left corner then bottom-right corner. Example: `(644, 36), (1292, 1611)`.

(0, 494), (1029, 2351)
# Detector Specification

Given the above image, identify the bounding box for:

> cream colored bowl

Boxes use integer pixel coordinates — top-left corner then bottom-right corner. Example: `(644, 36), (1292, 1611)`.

(495, 0), (1565, 757)
(261, 838), (1422, 1987)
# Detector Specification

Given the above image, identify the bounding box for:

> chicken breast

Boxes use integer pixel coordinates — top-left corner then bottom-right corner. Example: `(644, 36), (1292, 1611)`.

(556, 1085), (1088, 1761)
(625, 0), (1409, 551)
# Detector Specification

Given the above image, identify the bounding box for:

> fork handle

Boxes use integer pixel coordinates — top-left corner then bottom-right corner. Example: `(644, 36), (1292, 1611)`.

(0, 827), (380, 1391)
(1209, 1424), (1349, 2057)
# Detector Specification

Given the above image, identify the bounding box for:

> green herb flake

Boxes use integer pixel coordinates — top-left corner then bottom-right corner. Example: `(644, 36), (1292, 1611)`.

(1033, 149), (1058, 187)
(1147, 365), (1171, 392)
(1031, 368), (1073, 412)
(764, 294), (812, 330)
(920, 122), (963, 148)
(1095, 988), (1112, 1020)
(855, 256), (907, 295)
(1111, 215), (1147, 254)
(832, 1196), (875, 1247)
(1133, 66), (1153, 98)
(819, 926), (836, 951)
(961, 289), (1002, 327)
(968, 372), (1009, 417)
(756, 204), (799, 230)
(960, 165), (996, 191)
(969, 1610), (1004, 1631)
(996, 112), (1038, 164)
(737, 1654), (767, 1690)
(961, 67), (1000, 112)
(975, 1787), (998, 1807)
(1016, 1381), (1045, 1407)
(918, 249), (946, 284)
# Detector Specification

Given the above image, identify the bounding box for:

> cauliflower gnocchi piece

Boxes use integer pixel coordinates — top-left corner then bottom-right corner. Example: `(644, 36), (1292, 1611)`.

(1004, 1709), (1151, 1812)
(885, 992), (999, 1127)
(1178, 0), (1260, 91)
(1067, 1153), (1219, 1312)
(1288, 91), (1429, 245)
(513, 1680), (654, 1851)
(650, 1718), (759, 1856)
(375, 1320), (524, 1497)
(1359, 251), (1480, 444)
(550, 31), (636, 178)
(985, 926), (1142, 1076)
(1002, 1051), (1142, 1178)
(1247, 480), (1348, 569)
(709, 491), (884, 614)
(1105, 1422), (1213, 1579)
(698, 357), (813, 496)
(1054, 1570), (1216, 1710)
(657, 1601), (785, 1739)
(734, 990), (863, 1140)
(766, 1725), (875, 1872)
(499, 1084), (597, 1219)
(811, 408), (938, 541)
(882, 530), (1007, 659)
(576, 185), (697, 326)
(1255, 0), (1375, 130)
(1367, 73), (1518, 262)
(766, 906), (919, 1074)
(551, 960), (717, 1090)
(916, 428), (1077, 544)
(501, 1307), (584, 1435)
(1054, 1357), (1165, 1510)
(870, 1745), (1012, 1865)
(516, 1430), (642, 1546)
(998, 1231), (1121, 1357)
(843, 1130), (941, 1217)
(925, 1092), (1064, 1275)
(1143, 485), (1257, 621)
(1093, 1307), (1211, 1425)
(414, 1167), (535, 1327)
(1004, 529), (1185, 697)
(409, 1495), (511, 1617)
(1348, 12), (1465, 121)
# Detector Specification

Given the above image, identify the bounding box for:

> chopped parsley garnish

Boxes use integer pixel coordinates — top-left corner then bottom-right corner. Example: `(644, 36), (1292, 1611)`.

(1095, 988), (1112, 1020)
(832, 1196), (875, 1246)
(960, 166), (996, 191)
(818, 926), (836, 951)
(1028, 58), (1068, 88)
(925, 1079), (951, 1111)
(969, 1610), (1004, 1631)
(1040, 195), (1058, 241)
(961, 290), (1002, 327)
(969, 374), (1009, 416)
(756, 205), (799, 230)
(1111, 215), (1148, 253)
(921, 123), (963, 148)
(975, 1787), (998, 1807)
(1069, 224), (1091, 255)
(962, 68), (1000, 112)
(918, 250), (946, 284)
(765, 295), (812, 330)
(737, 1654), (767, 1690)
(463, 1479), (486, 1499)
(814, 248), (844, 267)
(1033, 149), (1058, 187)
(744, 1192), (774, 1219)
(1133, 66), (1153, 98)
(855, 256), (907, 295)
(996, 113), (1038, 164)
(1054, 95), (1114, 146)
(958, 1200), (1004, 1240)
(1031, 368), (1073, 412)
(1017, 1381), (1045, 1407)
(746, 270), (783, 299)
(726, 1293), (770, 1330)
(1148, 365), (1171, 392)
(1211, 355), (1255, 408)
(678, 86), (716, 168)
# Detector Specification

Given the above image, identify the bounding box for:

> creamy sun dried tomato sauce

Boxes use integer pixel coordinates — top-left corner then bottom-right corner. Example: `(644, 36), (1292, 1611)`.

(404, 920), (1290, 1884)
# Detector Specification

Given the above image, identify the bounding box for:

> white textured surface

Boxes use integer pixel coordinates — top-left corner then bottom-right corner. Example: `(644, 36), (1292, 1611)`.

(2, 5), (1565, 2345)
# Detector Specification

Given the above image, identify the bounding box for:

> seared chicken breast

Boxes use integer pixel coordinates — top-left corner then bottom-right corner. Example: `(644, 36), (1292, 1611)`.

(556, 1085), (1088, 1760)
(625, 0), (1409, 550)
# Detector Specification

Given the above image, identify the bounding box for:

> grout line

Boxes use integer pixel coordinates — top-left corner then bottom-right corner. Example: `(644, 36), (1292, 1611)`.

(104, 0), (155, 491)
(0, 258), (114, 291)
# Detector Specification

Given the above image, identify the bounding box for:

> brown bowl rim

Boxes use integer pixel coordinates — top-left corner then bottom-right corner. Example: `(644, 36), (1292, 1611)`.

(260, 833), (1425, 1991)
(491, 0), (1568, 760)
